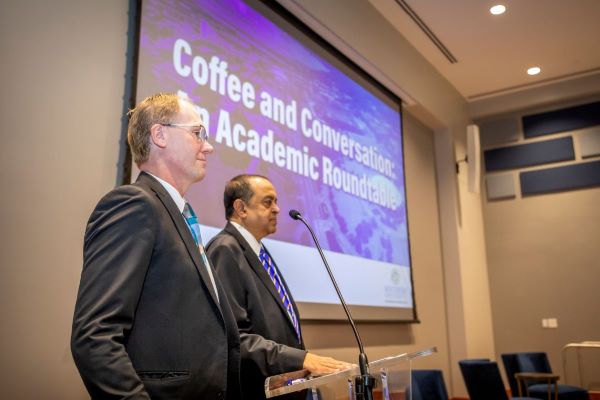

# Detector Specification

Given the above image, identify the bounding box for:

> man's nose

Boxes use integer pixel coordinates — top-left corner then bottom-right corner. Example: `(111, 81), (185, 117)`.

(202, 141), (214, 153)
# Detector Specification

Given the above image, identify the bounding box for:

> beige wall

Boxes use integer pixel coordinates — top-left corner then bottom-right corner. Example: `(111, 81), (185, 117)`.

(0, 0), (499, 398)
(485, 187), (600, 374)
(477, 101), (600, 381)
(0, 1), (130, 398)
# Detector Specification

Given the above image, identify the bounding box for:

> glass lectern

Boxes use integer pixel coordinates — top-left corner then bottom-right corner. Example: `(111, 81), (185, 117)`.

(265, 347), (437, 399)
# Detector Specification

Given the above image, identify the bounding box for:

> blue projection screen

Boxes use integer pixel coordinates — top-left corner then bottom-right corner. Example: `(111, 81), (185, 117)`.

(135, 0), (416, 321)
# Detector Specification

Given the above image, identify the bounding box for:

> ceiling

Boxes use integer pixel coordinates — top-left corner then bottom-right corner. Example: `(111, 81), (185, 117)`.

(368, 0), (600, 103)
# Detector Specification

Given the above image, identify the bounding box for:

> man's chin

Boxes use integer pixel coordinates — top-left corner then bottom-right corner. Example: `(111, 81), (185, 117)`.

(193, 169), (206, 182)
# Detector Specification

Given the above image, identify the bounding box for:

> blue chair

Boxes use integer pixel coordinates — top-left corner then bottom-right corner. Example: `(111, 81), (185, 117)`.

(501, 352), (588, 400)
(459, 359), (539, 400)
(410, 369), (448, 400)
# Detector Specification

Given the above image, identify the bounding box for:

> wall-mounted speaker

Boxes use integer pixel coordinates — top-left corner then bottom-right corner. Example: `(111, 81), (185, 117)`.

(466, 124), (481, 193)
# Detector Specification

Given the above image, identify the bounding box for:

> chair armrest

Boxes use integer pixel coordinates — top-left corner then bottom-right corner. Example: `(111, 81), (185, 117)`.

(514, 372), (560, 400)
(514, 372), (559, 383)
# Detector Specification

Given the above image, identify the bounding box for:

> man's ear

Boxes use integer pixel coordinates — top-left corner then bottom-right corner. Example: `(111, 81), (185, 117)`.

(149, 123), (167, 148)
(233, 198), (246, 218)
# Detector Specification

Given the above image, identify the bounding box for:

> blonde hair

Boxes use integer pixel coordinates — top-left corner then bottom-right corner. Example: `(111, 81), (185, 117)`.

(127, 93), (181, 165)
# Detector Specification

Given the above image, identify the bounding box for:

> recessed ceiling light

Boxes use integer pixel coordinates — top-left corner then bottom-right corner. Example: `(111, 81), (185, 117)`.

(527, 67), (541, 75)
(490, 5), (506, 15)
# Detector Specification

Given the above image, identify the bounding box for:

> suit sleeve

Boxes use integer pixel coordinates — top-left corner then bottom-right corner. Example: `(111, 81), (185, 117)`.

(71, 186), (155, 399)
(239, 333), (306, 376)
(208, 237), (306, 376)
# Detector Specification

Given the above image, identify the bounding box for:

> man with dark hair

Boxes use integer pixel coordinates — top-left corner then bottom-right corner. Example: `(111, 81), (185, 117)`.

(207, 174), (348, 399)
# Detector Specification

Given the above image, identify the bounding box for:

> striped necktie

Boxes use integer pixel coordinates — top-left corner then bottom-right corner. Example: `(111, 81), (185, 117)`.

(182, 202), (219, 302)
(259, 247), (301, 343)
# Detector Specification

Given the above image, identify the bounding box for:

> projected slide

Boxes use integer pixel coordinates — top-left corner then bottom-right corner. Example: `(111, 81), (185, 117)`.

(136, 0), (414, 320)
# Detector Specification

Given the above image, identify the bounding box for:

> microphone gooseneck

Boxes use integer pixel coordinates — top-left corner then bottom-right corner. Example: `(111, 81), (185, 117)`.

(289, 209), (374, 400)
(288, 209), (365, 355)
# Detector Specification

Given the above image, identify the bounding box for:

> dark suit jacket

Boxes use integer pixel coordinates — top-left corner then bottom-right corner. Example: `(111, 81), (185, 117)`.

(206, 222), (306, 400)
(71, 172), (241, 399)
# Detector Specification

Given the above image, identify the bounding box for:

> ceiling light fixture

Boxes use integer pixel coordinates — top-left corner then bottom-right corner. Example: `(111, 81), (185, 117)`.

(490, 5), (506, 15)
(527, 67), (541, 75)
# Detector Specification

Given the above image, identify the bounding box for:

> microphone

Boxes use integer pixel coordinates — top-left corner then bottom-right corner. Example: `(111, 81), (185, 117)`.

(289, 209), (301, 220)
(288, 209), (374, 400)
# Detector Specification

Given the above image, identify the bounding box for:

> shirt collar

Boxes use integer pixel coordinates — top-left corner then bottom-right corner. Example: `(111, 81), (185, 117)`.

(147, 172), (186, 212)
(230, 221), (262, 256)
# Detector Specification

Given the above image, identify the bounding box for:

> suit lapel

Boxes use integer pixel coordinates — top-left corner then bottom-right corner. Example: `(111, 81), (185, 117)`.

(138, 172), (221, 308)
(224, 222), (297, 332)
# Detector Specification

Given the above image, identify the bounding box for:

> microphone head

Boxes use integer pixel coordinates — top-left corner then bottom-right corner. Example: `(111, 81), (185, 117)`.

(288, 209), (302, 220)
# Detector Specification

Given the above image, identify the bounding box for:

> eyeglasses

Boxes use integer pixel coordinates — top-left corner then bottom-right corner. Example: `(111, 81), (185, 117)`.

(161, 123), (208, 142)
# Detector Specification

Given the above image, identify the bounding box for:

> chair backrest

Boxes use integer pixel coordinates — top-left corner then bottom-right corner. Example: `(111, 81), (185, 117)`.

(501, 353), (521, 396)
(459, 358), (491, 364)
(411, 370), (449, 400)
(459, 360), (508, 400)
(516, 352), (553, 374)
(502, 352), (553, 393)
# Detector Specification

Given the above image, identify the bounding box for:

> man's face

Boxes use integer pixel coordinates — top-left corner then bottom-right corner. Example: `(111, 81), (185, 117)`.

(163, 100), (214, 185)
(242, 177), (280, 241)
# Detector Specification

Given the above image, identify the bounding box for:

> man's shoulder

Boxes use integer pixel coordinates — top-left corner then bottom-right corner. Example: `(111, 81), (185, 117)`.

(206, 227), (240, 251)
(96, 182), (154, 207)
(84, 183), (161, 244)
(87, 182), (161, 228)
(206, 228), (255, 277)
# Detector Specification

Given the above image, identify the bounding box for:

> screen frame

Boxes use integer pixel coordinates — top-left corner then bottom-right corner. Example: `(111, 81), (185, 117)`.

(128, 0), (419, 323)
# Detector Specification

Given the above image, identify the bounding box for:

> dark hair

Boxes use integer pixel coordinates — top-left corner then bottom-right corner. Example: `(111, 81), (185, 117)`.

(224, 174), (270, 219)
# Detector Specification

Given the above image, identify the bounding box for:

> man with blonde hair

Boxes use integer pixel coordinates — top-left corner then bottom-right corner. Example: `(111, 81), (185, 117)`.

(72, 93), (348, 400)
(72, 93), (239, 399)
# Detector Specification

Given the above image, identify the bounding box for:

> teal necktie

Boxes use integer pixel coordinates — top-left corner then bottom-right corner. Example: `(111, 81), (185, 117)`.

(182, 202), (219, 302)
(259, 247), (301, 343)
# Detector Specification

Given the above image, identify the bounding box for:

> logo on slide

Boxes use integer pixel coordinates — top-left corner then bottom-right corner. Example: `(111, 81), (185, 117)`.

(390, 268), (401, 285)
